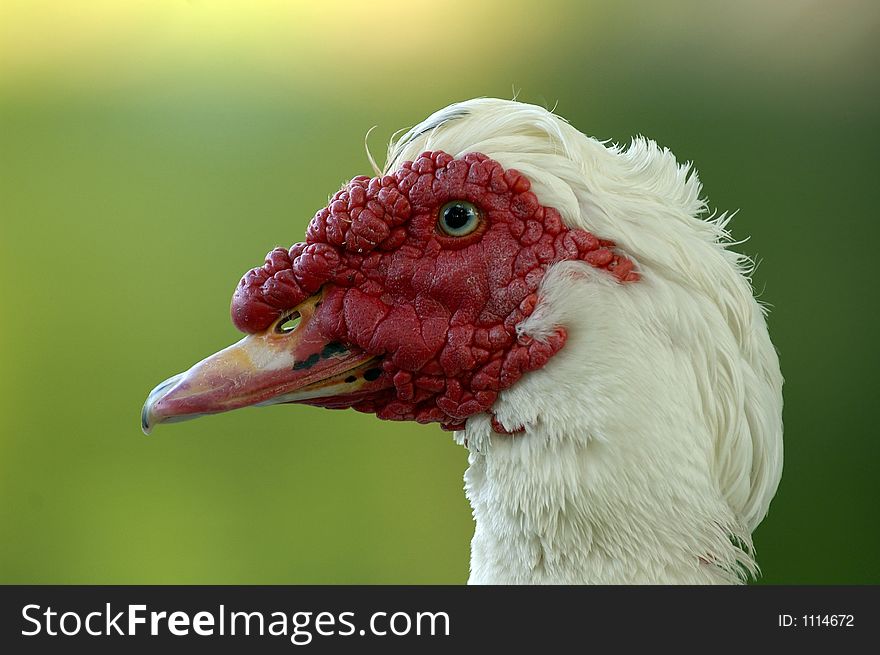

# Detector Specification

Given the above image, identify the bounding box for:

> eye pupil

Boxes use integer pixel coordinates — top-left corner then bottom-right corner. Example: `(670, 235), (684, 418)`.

(439, 201), (481, 237)
(444, 204), (470, 229)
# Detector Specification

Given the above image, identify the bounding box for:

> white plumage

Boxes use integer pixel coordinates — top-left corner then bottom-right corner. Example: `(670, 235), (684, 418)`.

(387, 99), (783, 584)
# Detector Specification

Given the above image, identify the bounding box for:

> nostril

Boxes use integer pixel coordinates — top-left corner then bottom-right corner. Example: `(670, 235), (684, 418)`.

(276, 312), (301, 334)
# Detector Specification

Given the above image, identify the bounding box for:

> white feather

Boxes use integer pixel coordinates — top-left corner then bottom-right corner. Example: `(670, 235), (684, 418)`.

(386, 98), (783, 584)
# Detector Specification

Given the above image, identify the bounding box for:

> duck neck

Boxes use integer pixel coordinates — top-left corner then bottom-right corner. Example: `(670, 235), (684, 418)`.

(452, 265), (765, 584)
(457, 415), (749, 585)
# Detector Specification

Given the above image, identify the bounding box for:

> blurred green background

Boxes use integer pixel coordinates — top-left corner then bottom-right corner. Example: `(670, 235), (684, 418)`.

(1, 0), (877, 584)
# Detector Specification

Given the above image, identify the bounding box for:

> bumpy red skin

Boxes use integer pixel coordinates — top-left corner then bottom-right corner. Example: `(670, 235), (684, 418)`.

(232, 151), (638, 431)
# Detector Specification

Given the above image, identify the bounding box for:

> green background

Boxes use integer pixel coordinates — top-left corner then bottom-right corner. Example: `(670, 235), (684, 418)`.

(1, 1), (877, 583)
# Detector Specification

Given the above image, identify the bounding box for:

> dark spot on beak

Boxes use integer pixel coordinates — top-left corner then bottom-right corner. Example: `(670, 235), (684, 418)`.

(293, 353), (321, 371)
(321, 342), (348, 359)
(344, 375), (357, 383)
(363, 368), (382, 382)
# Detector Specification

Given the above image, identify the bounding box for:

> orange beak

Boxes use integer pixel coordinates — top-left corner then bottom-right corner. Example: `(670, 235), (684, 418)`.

(141, 291), (386, 434)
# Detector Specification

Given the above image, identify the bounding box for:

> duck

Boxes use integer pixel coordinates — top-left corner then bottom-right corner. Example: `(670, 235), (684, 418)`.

(143, 98), (783, 584)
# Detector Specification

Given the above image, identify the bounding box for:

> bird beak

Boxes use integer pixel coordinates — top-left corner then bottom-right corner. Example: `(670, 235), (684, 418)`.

(141, 291), (384, 434)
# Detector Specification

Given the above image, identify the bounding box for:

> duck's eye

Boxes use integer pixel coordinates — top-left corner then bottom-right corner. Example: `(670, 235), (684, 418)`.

(438, 200), (481, 237)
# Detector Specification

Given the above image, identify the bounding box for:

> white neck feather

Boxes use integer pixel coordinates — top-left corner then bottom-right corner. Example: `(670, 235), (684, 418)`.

(456, 264), (771, 584)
